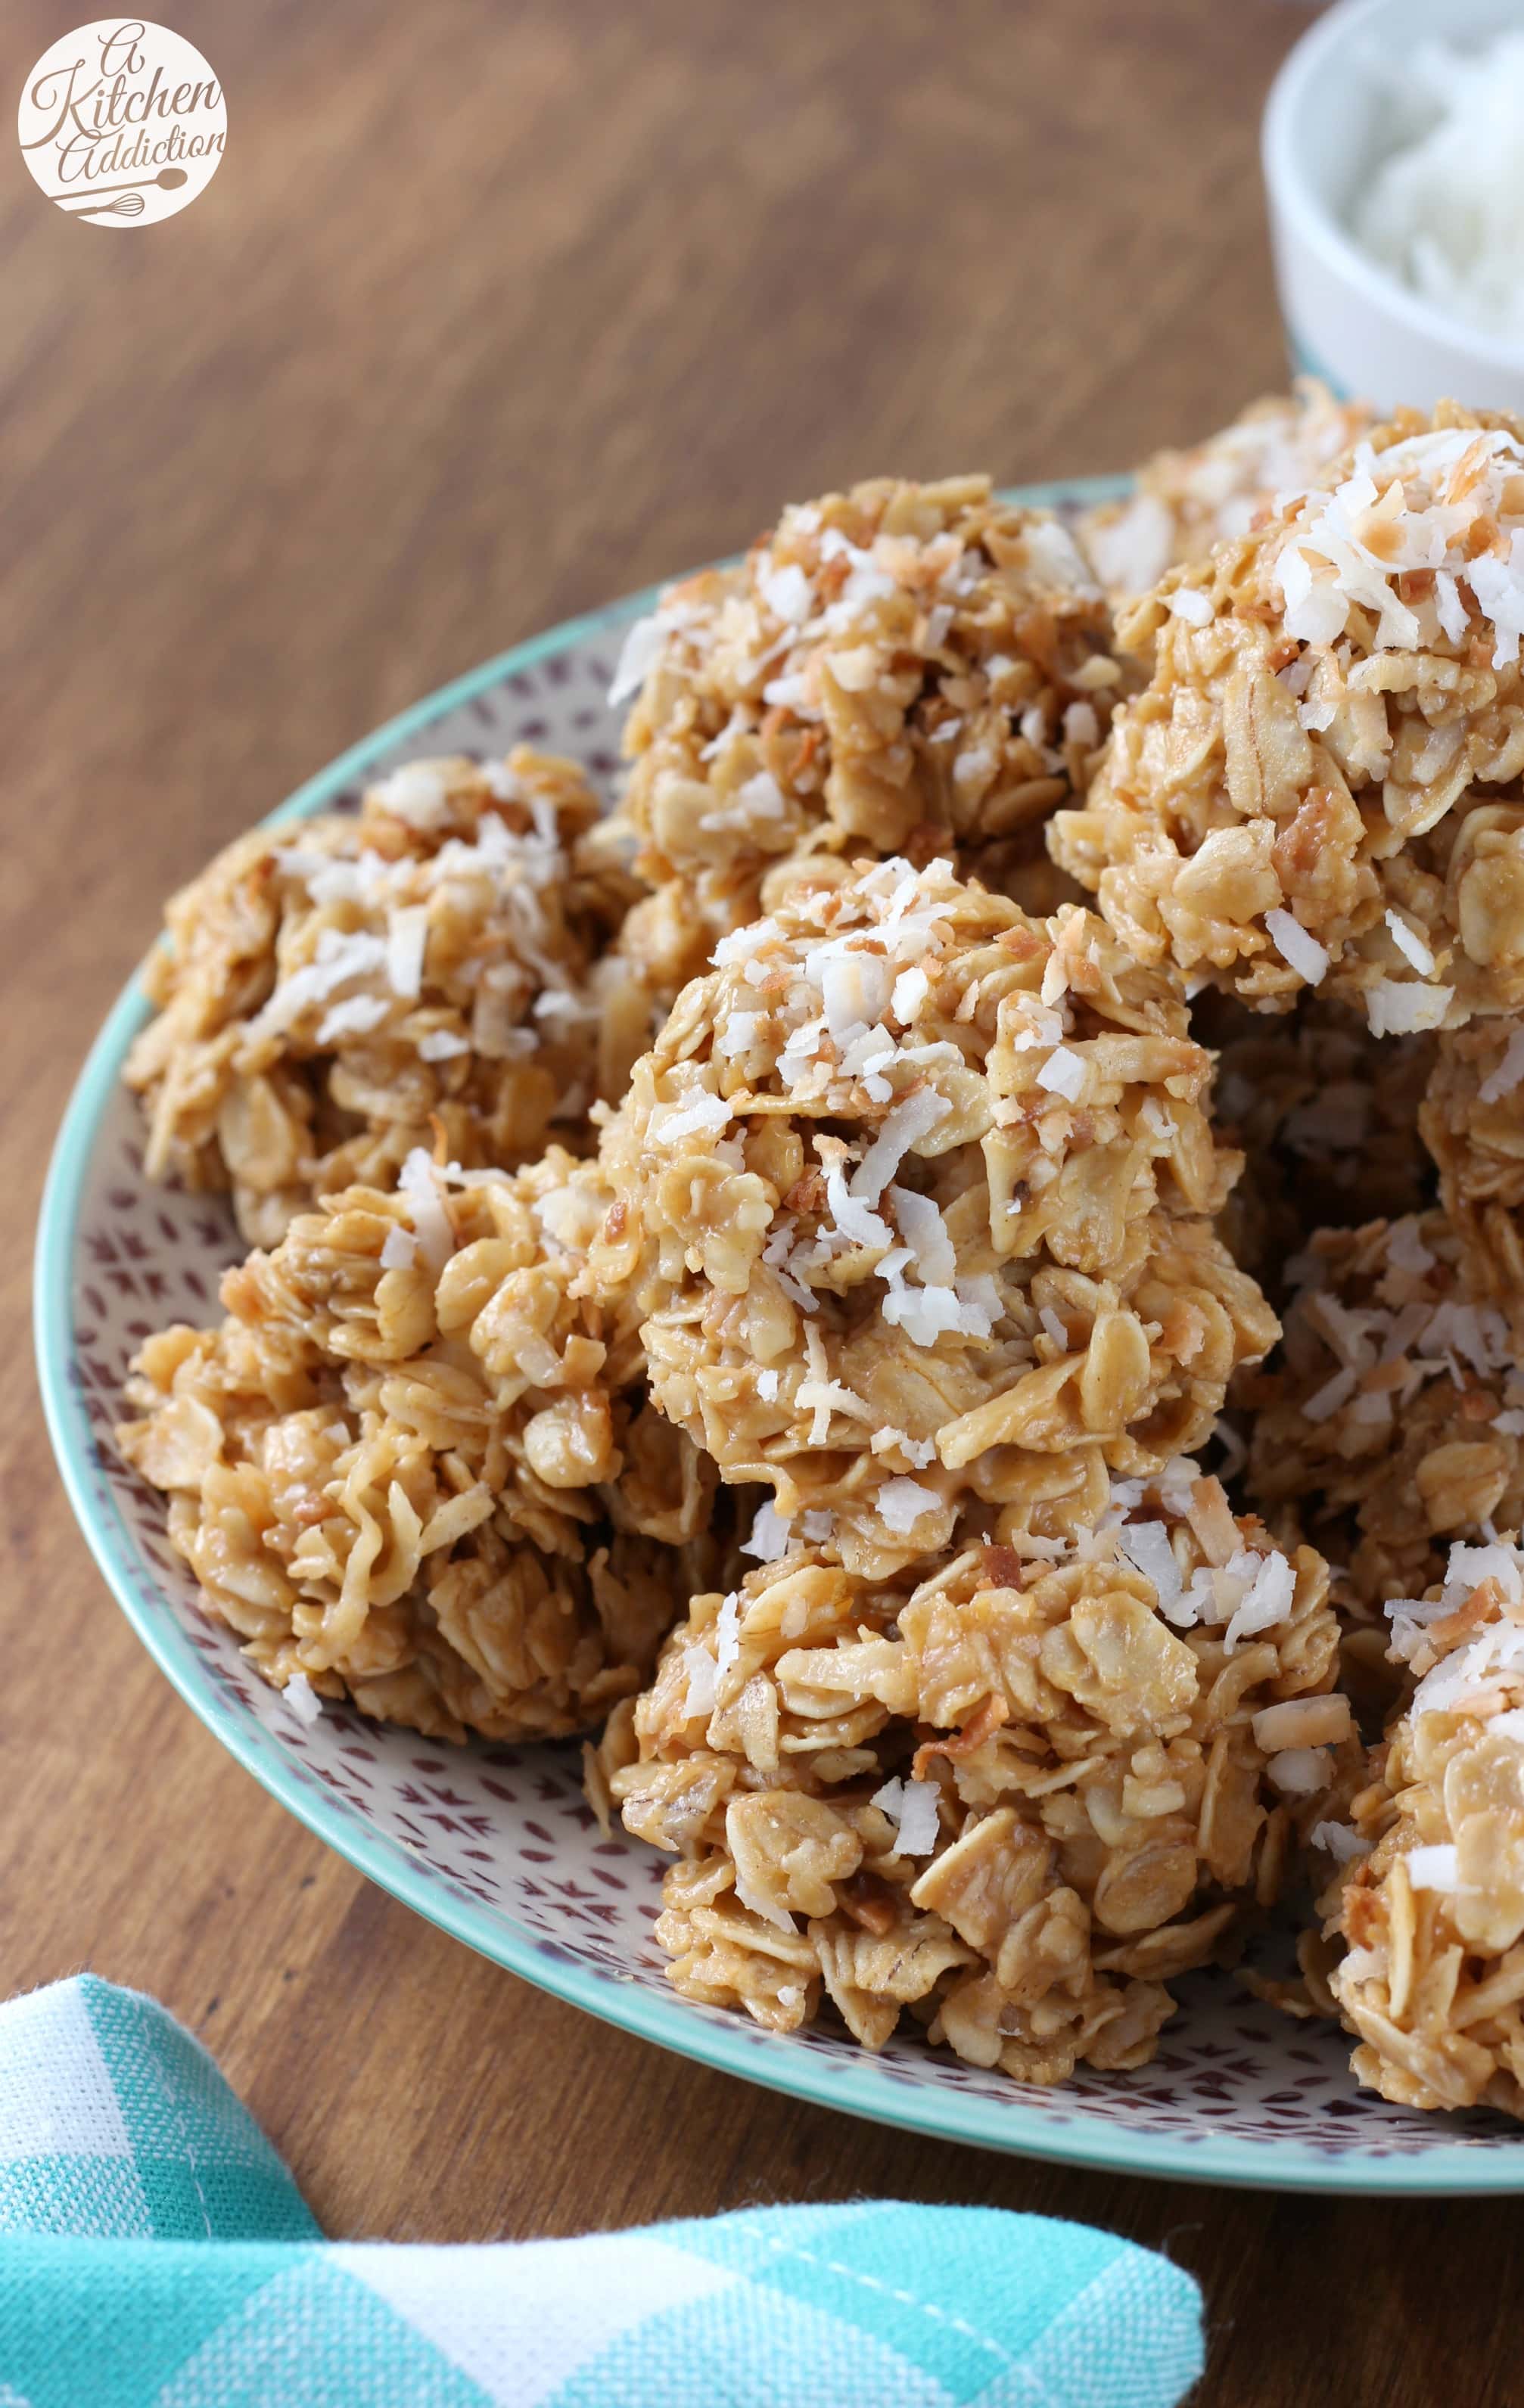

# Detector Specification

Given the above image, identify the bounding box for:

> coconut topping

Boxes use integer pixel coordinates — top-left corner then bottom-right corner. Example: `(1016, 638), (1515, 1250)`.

(869, 1775), (942, 1857)
(1265, 910), (1330, 987)
(1276, 426), (1524, 670)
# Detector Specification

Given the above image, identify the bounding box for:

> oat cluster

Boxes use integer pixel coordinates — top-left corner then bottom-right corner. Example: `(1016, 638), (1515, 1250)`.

(594, 856), (1274, 1580)
(117, 1149), (724, 1741)
(117, 407), (1524, 2114)
(1077, 380), (1373, 607)
(1319, 1543), (1524, 2114)
(126, 749), (648, 1246)
(1248, 1213), (1524, 1626)
(605, 473), (1124, 992)
(1054, 403), (1524, 1030)
(593, 1473), (1343, 2080)
(1056, 396), (1524, 2120)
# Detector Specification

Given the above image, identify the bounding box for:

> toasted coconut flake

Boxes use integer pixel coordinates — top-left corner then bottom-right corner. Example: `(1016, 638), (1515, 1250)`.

(1187, 1476), (1242, 1568)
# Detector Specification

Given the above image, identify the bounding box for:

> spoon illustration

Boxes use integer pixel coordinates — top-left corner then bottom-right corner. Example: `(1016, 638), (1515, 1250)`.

(58, 166), (188, 208)
(72, 191), (146, 219)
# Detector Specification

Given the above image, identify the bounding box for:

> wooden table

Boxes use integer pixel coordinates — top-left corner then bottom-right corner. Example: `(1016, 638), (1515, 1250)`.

(5, 3), (1516, 2398)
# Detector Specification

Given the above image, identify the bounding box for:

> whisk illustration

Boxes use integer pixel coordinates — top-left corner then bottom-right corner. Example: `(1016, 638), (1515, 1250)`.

(54, 166), (189, 217)
(73, 191), (146, 219)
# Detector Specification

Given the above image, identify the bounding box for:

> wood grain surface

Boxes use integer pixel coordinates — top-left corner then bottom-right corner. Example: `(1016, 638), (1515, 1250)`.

(3, 3), (1516, 2399)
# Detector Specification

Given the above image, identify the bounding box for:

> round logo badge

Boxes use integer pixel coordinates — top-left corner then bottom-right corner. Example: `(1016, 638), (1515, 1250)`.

(17, 19), (225, 228)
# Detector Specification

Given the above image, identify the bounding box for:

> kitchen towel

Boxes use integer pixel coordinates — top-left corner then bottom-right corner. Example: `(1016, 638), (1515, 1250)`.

(0, 1975), (1203, 2406)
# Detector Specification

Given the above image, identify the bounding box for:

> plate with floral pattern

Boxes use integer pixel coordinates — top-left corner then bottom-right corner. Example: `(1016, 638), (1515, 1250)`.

(36, 479), (1524, 2192)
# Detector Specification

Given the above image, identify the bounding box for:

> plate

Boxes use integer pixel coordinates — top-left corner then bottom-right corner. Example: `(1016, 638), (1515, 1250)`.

(36, 477), (1524, 2192)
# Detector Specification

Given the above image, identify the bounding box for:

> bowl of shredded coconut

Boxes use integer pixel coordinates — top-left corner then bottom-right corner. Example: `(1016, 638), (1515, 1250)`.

(1264, 0), (1524, 412)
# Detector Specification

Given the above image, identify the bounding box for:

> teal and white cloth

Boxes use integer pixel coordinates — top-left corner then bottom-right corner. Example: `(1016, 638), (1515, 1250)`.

(0, 1978), (1204, 2406)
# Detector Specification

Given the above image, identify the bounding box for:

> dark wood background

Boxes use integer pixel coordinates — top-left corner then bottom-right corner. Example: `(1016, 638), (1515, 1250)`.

(4, 4), (1513, 2399)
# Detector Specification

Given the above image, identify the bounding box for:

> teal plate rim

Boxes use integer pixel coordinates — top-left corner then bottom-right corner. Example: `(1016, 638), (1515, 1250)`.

(34, 474), (1524, 2194)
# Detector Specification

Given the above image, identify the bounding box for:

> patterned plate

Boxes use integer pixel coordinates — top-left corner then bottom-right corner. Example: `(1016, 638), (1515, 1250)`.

(36, 480), (1524, 2192)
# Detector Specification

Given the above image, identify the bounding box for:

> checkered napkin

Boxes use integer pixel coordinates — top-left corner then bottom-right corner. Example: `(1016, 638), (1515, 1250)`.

(0, 1977), (1203, 2406)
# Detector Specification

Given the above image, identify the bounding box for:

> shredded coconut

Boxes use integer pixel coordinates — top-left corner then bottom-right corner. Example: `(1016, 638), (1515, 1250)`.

(1036, 1044), (1086, 1101)
(1264, 909), (1330, 987)
(871, 1776), (941, 1856)
(760, 561), (814, 625)
(742, 1501), (794, 1563)
(1265, 1746), (1330, 1797)
(247, 927), (389, 1042)
(1166, 586), (1213, 626)
(876, 1477), (942, 1535)
(1386, 1215), (1437, 1277)
(386, 904), (430, 999)
(1311, 1820), (1370, 1865)
(888, 1185), (957, 1285)
(397, 1148), (456, 1275)
(1224, 1550), (1296, 1653)
(682, 1645), (718, 1719)
(1366, 978), (1454, 1037)
(850, 1088), (952, 1204)
(651, 1090), (733, 1145)
(714, 1591), (742, 1680)
(370, 761), (453, 828)
(282, 1672), (323, 1726)
(316, 992), (390, 1044)
(1353, 36), (1524, 344)
(823, 1161), (893, 1254)
(1302, 1365), (1359, 1425)
(415, 1028), (470, 1062)
(608, 613), (667, 707)
(1118, 1519), (1185, 1619)
(891, 966), (929, 1024)
(1384, 908), (1435, 976)
(1480, 1027), (1524, 1105)
(1406, 1843), (1462, 1894)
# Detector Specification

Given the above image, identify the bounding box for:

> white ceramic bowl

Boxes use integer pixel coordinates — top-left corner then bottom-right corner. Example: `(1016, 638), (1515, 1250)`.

(1263, 0), (1524, 413)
